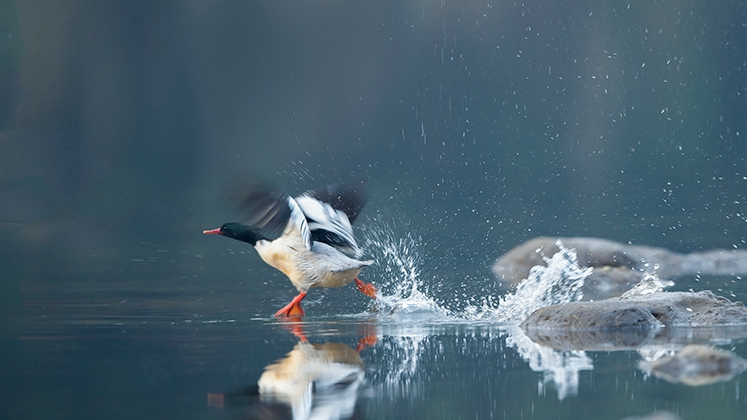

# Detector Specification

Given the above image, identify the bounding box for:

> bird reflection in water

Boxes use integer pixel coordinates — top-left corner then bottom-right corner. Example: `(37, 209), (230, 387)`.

(208, 318), (376, 419)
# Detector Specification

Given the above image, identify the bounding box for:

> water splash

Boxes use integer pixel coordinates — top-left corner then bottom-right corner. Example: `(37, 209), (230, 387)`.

(467, 241), (592, 322)
(621, 272), (674, 298)
(359, 216), (451, 318)
(358, 226), (599, 400)
(361, 218), (592, 323)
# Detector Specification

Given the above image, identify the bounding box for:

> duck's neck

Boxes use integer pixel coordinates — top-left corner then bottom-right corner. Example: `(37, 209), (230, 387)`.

(224, 223), (262, 246)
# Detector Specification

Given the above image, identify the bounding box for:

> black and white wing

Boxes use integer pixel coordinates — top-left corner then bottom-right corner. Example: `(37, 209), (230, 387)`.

(306, 182), (367, 224)
(295, 183), (366, 255)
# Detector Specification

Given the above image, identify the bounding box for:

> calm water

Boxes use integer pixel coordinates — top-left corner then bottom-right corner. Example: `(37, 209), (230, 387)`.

(3, 1), (747, 419)
(4, 231), (747, 420)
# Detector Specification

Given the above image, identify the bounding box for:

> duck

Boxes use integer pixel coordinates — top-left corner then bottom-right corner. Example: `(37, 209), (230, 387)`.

(203, 180), (376, 317)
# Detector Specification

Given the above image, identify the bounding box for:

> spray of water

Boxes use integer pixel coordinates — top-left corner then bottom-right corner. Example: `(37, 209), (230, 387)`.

(462, 241), (592, 322)
(359, 224), (597, 400)
(358, 216), (451, 318)
(361, 215), (592, 324)
(621, 272), (673, 298)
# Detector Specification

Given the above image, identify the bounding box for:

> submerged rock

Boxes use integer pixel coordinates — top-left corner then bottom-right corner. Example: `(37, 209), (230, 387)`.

(639, 344), (747, 386)
(520, 291), (747, 349)
(493, 237), (747, 298)
(522, 323), (661, 350)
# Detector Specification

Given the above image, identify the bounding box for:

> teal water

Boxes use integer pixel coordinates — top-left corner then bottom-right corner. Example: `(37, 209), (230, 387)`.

(3, 233), (747, 419)
(2, 1), (747, 419)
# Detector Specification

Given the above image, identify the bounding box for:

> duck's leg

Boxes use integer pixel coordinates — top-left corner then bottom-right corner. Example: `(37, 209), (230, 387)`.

(355, 278), (377, 299)
(355, 335), (378, 353)
(275, 292), (307, 317)
(278, 317), (308, 341)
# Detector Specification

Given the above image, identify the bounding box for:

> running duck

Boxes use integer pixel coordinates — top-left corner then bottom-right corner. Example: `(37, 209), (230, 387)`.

(203, 180), (376, 316)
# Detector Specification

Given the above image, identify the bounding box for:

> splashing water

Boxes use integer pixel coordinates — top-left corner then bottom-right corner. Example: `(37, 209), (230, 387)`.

(621, 272), (674, 298)
(359, 216), (451, 318)
(359, 226), (599, 400)
(361, 217), (592, 324)
(467, 241), (592, 323)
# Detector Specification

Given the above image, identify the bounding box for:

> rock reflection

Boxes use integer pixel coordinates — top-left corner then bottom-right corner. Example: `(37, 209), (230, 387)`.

(522, 324), (661, 351)
(639, 344), (747, 386)
(515, 321), (747, 398)
(523, 324), (747, 353)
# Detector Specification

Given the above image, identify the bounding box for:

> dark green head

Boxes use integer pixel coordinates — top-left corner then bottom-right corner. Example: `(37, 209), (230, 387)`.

(203, 222), (262, 246)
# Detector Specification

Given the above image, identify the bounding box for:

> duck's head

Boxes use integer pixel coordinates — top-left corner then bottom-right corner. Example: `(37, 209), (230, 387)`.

(203, 222), (261, 246)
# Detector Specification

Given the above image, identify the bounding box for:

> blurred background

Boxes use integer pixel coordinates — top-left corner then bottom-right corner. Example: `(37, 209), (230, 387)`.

(1, 0), (746, 295)
(3, 2), (747, 418)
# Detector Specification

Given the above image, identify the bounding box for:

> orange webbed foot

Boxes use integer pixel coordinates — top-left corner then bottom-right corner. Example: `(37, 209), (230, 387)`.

(275, 292), (307, 317)
(355, 278), (377, 299)
(355, 334), (378, 353)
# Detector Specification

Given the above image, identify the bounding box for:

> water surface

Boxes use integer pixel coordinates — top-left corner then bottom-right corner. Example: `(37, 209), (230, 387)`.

(5, 237), (747, 420)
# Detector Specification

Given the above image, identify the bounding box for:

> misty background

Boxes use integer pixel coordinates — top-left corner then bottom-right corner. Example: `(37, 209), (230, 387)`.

(1, 0), (746, 292)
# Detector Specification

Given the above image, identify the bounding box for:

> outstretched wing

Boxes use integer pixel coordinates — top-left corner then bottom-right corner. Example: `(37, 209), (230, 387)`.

(306, 182), (367, 224)
(226, 178), (311, 249)
(295, 182), (367, 255)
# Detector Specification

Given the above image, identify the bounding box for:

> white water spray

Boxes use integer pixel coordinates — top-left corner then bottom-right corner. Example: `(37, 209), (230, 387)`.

(362, 215), (592, 323)
(359, 217), (451, 318)
(488, 241), (592, 322)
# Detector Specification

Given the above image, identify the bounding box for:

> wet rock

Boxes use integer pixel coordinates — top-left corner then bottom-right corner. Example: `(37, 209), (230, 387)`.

(639, 344), (747, 386)
(493, 237), (747, 298)
(523, 323), (660, 351)
(522, 291), (747, 329)
(520, 291), (747, 349)
(522, 324), (747, 352)
(523, 301), (662, 330)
